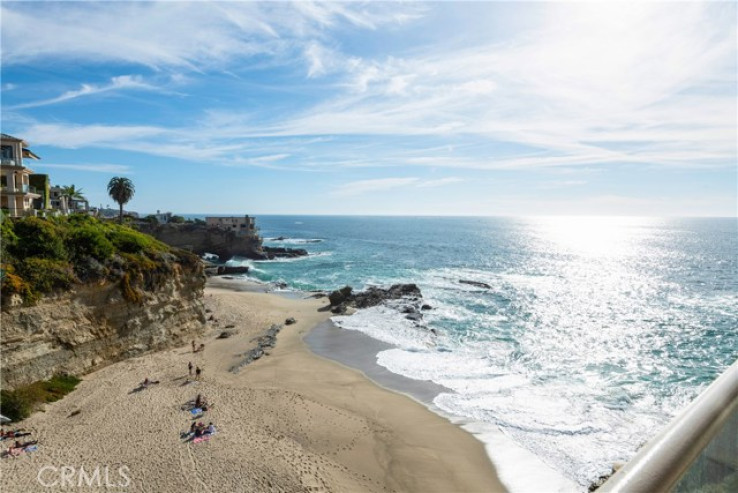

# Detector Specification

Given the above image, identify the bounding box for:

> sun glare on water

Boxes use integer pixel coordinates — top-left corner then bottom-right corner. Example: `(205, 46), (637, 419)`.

(531, 216), (656, 258)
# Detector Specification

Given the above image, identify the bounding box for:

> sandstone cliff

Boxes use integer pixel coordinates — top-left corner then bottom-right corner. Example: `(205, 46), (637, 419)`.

(136, 222), (264, 260)
(1, 266), (206, 389)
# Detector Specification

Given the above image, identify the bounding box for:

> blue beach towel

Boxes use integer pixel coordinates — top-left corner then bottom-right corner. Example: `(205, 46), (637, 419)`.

(190, 408), (203, 416)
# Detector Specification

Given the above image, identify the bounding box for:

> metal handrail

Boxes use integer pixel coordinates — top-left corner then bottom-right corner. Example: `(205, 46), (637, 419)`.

(601, 359), (738, 493)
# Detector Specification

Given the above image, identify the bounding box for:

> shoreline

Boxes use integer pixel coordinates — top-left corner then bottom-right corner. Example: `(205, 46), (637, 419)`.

(1, 279), (503, 492)
(306, 311), (581, 493)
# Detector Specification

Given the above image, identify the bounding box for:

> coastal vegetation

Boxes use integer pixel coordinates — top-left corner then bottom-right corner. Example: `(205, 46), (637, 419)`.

(0, 374), (81, 422)
(107, 176), (135, 223)
(1, 213), (200, 307)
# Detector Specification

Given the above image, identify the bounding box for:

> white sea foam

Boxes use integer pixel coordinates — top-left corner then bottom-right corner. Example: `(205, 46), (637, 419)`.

(337, 298), (682, 488)
(265, 238), (324, 245)
(254, 252), (333, 263)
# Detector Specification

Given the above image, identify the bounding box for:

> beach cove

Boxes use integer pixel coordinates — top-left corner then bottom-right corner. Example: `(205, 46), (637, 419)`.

(0, 278), (502, 492)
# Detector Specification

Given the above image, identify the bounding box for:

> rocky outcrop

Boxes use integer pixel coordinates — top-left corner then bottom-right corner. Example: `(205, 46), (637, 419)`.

(261, 246), (308, 259)
(459, 279), (492, 289)
(229, 324), (282, 373)
(135, 223), (310, 261)
(136, 222), (264, 260)
(1, 266), (207, 389)
(328, 284), (424, 315)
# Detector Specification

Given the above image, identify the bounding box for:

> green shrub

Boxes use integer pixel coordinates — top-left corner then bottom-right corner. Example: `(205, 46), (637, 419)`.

(1, 212), (18, 261)
(0, 389), (32, 422)
(66, 225), (115, 261)
(11, 217), (67, 260)
(107, 228), (166, 254)
(42, 374), (81, 401)
(0, 375), (81, 422)
(0, 265), (36, 304)
(17, 258), (76, 294)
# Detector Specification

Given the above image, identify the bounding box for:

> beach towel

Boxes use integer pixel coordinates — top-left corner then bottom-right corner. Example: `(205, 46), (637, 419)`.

(192, 435), (211, 444)
(24, 445), (38, 453)
(190, 408), (203, 416)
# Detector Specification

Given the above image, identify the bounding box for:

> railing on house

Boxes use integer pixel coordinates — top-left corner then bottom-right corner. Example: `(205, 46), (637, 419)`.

(601, 359), (738, 493)
(0, 158), (22, 167)
(0, 184), (38, 194)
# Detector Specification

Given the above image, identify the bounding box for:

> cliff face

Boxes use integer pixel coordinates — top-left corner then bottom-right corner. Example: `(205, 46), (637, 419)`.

(136, 223), (264, 260)
(1, 266), (206, 389)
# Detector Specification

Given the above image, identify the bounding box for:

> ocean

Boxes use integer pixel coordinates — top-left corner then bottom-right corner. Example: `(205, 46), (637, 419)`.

(207, 215), (738, 489)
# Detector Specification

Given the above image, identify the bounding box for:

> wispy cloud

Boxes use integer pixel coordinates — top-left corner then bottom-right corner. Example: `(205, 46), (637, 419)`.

(333, 176), (463, 196)
(3, 2), (735, 177)
(333, 177), (419, 196)
(416, 177), (464, 188)
(7, 75), (156, 110)
(32, 163), (132, 174)
(0, 2), (420, 71)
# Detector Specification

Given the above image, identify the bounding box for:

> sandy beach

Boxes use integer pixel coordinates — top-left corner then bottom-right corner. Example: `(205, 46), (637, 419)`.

(1, 279), (503, 492)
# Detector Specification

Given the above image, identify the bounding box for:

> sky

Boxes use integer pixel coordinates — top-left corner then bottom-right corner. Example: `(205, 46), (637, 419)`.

(1, 1), (736, 216)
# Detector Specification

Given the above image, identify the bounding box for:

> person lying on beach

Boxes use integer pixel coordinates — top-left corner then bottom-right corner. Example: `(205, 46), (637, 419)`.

(205, 423), (216, 435)
(141, 378), (160, 387)
(0, 428), (29, 440)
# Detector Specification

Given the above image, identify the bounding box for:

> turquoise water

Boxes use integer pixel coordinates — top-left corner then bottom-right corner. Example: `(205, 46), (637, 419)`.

(219, 215), (737, 486)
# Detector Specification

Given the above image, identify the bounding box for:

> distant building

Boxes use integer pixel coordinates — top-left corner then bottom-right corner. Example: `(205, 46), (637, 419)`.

(152, 210), (172, 224)
(205, 216), (256, 236)
(49, 186), (89, 213)
(1, 133), (42, 217)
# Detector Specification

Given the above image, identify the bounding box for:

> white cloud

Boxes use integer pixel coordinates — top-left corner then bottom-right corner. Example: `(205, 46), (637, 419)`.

(0, 2), (421, 70)
(7, 75), (156, 110)
(33, 163), (132, 174)
(333, 176), (464, 196)
(23, 123), (166, 149)
(333, 177), (419, 196)
(261, 2), (736, 170)
(3, 2), (734, 178)
(416, 177), (464, 188)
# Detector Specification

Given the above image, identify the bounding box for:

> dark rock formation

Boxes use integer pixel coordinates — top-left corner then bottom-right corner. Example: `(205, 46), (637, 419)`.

(217, 265), (249, 275)
(329, 286), (353, 306)
(230, 324), (282, 373)
(421, 304), (432, 310)
(135, 222), (264, 260)
(285, 317), (296, 325)
(353, 284), (421, 309)
(261, 246), (308, 259)
(328, 283), (424, 312)
(459, 280), (492, 289)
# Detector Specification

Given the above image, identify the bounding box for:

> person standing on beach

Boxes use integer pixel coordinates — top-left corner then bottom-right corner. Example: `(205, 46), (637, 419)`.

(191, 340), (196, 352)
(188, 361), (193, 376)
(195, 366), (202, 380)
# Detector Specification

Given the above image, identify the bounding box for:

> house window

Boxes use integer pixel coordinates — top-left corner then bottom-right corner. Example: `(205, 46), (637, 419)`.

(1, 145), (14, 160)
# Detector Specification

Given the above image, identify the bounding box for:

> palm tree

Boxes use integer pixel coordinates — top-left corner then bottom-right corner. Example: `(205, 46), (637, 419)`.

(107, 177), (135, 223)
(60, 185), (86, 214)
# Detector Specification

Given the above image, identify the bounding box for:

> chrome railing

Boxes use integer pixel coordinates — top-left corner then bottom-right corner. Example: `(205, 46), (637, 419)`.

(601, 359), (738, 493)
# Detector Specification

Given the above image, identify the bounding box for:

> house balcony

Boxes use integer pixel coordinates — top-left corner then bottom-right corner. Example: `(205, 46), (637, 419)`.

(1, 184), (40, 195)
(0, 158), (24, 168)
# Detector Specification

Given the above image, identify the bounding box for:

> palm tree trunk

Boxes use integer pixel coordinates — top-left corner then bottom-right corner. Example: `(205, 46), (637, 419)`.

(119, 203), (124, 223)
